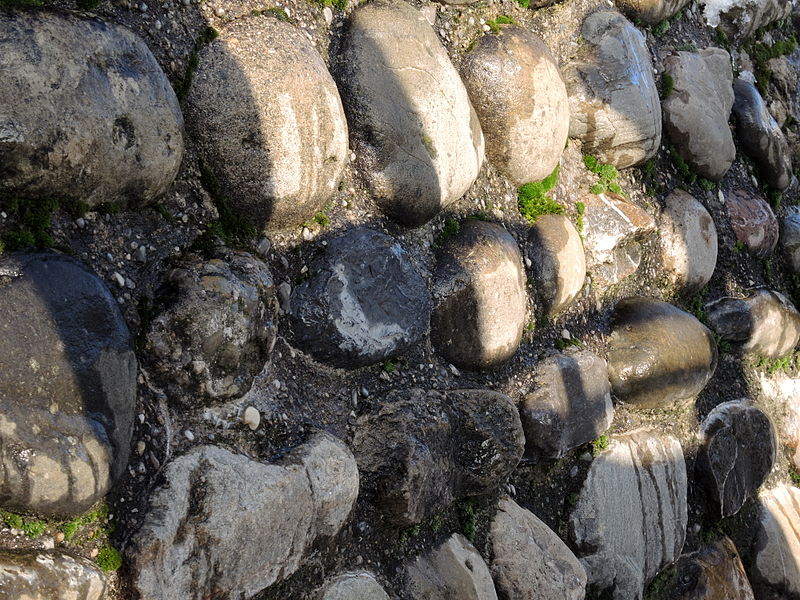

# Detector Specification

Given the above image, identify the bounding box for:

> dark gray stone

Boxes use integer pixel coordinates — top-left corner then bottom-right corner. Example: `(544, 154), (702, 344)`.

(318, 573), (390, 600)
(672, 536), (754, 600)
(780, 206), (800, 274)
(698, 400), (776, 518)
(520, 351), (613, 461)
(290, 228), (431, 368)
(0, 253), (136, 518)
(0, 10), (183, 208)
(733, 78), (793, 191)
(145, 250), (276, 402)
(0, 550), (107, 600)
(607, 297), (717, 408)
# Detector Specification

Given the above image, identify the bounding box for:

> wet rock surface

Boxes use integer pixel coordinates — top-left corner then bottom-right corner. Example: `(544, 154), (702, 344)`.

(431, 221), (527, 370)
(698, 400), (776, 518)
(565, 10), (661, 168)
(663, 48), (736, 181)
(607, 297), (717, 408)
(570, 429), (687, 600)
(317, 572), (390, 600)
(0, 550), (107, 600)
(671, 536), (754, 600)
(0, 252), (136, 518)
(460, 27), (569, 185)
(187, 15), (348, 231)
(519, 350), (613, 461)
(726, 188), (779, 258)
(749, 485), (800, 598)
(0, 10), (183, 208)
(335, 0), (484, 225)
(290, 227), (432, 368)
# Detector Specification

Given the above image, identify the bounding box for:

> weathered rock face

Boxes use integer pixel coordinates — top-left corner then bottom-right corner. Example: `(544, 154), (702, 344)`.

(726, 189), (779, 258)
(290, 228), (431, 368)
(614, 0), (691, 24)
(565, 10), (661, 168)
(187, 16), (348, 231)
(658, 190), (718, 295)
(733, 78), (794, 190)
(0, 10), (183, 208)
(145, 250), (276, 402)
(581, 193), (656, 287)
(756, 371), (800, 470)
(0, 253), (136, 518)
(460, 28), (569, 185)
(490, 497), (586, 600)
(431, 221), (526, 370)
(570, 429), (688, 600)
(672, 536), (755, 600)
(698, 400), (776, 517)
(352, 389), (523, 525)
(780, 206), (800, 274)
(527, 214), (586, 315)
(318, 573), (390, 600)
(0, 550), (107, 600)
(607, 298), (717, 408)
(663, 49), (736, 181)
(130, 434), (359, 600)
(405, 533), (497, 600)
(749, 485), (800, 598)
(336, 0), (484, 225)
(704, 0), (793, 40)
(520, 351), (614, 461)
(707, 290), (800, 358)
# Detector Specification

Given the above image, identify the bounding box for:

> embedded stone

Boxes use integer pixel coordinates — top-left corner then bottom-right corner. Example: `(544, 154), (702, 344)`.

(614, 0), (691, 24)
(318, 573), (390, 600)
(704, 0), (793, 40)
(726, 189), (779, 258)
(0, 550), (107, 600)
(749, 485), (800, 597)
(780, 206), (800, 274)
(672, 536), (754, 600)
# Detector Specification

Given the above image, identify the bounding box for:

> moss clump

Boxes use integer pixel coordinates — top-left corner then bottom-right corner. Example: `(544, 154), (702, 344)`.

(518, 166), (563, 223)
(457, 499), (478, 542)
(591, 434), (609, 456)
(0, 197), (61, 250)
(699, 178), (716, 191)
(312, 212), (330, 227)
(557, 337), (582, 350)
(197, 161), (257, 251)
(315, 0), (347, 11)
(669, 146), (697, 184)
(96, 545), (122, 572)
(487, 15), (515, 33)
(575, 201), (586, 233)
(435, 217), (461, 246)
(651, 19), (670, 36)
(584, 155), (623, 195)
(747, 35), (798, 95)
(661, 72), (674, 99)
(174, 27), (219, 103)
(514, 0), (529, 7)
(0, 511), (47, 539)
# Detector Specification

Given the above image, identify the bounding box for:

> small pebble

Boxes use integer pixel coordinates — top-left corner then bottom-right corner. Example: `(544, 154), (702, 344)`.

(139, 2), (148, 11)
(54, 531), (65, 543)
(561, 329), (571, 340)
(136, 440), (146, 455)
(112, 272), (125, 287)
(90, 548), (99, 558)
(323, 6), (333, 24)
(243, 406), (260, 431)
(302, 227), (313, 241)
(214, 6), (224, 16)
(184, 430), (195, 441)
(135, 246), (147, 262)
(256, 237), (271, 257)
(76, 218), (86, 228)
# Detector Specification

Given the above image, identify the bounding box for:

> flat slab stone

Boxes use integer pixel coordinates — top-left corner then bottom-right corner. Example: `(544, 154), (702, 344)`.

(0, 550), (107, 600)
(749, 485), (800, 597)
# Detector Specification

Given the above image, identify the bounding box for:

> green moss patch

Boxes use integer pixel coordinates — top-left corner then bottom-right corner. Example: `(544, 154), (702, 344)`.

(518, 166), (563, 223)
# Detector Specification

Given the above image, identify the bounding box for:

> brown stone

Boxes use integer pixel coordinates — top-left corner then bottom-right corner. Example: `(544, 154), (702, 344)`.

(727, 189), (779, 258)
(672, 536), (754, 600)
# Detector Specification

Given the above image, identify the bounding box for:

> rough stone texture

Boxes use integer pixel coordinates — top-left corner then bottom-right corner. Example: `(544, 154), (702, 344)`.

(0, 10), (183, 208)
(733, 78), (794, 191)
(318, 573), (390, 600)
(614, 0), (691, 24)
(698, 400), (776, 518)
(145, 250), (276, 402)
(187, 16), (348, 231)
(0, 253), (136, 518)
(671, 536), (754, 600)
(565, 10), (661, 168)
(570, 429), (688, 600)
(756, 371), (800, 470)
(490, 497), (586, 600)
(705, 0), (793, 40)
(130, 433), (359, 600)
(527, 214), (586, 315)
(520, 350), (614, 461)
(0, 550), (107, 600)
(780, 206), (800, 275)
(290, 228), (432, 368)
(405, 533), (497, 600)
(460, 27), (569, 185)
(581, 194), (657, 287)
(726, 189), (779, 259)
(431, 221), (526, 370)
(336, 0), (484, 225)
(658, 190), (718, 295)
(663, 49), (736, 181)
(749, 485), (800, 598)
(707, 290), (800, 358)
(352, 389), (523, 525)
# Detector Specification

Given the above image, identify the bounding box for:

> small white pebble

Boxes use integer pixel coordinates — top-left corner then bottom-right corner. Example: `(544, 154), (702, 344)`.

(561, 329), (571, 340)
(139, 2), (147, 11)
(243, 406), (260, 431)
(54, 531), (65, 543)
(90, 548), (99, 558)
(76, 218), (86, 228)
(214, 6), (224, 16)
(138, 413), (145, 424)
(112, 272), (125, 287)
(302, 227), (313, 241)
(184, 430), (195, 441)
(323, 6), (333, 24)
(136, 440), (146, 455)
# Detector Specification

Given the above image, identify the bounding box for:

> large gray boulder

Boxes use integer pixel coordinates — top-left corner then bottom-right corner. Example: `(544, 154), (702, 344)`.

(707, 290), (800, 358)
(490, 497), (586, 600)
(460, 28), (569, 185)
(698, 400), (775, 518)
(290, 228), (431, 368)
(565, 10), (661, 168)
(0, 550), (107, 600)
(405, 534), (497, 600)
(335, 0), (484, 225)
(318, 573), (390, 600)
(0, 253), (136, 518)
(703, 0), (793, 39)
(520, 350), (613, 461)
(733, 78), (793, 191)
(615, 0), (691, 24)
(749, 485), (800, 597)
(671, 537), (754, 600)
(780, 206), (800, 274)
(130, 434), (359, 600)
(663, 49), (736, 181)
(726, 189), (779, 258)
(431, 221), (527, 370)
(0, 10), (183, 208)
(607, 298), (717, 408)
(570, 429), (687, 600)
(187, 16), (348, 231)
(145, 250), (276, 402)
(658, 190), (718, 295)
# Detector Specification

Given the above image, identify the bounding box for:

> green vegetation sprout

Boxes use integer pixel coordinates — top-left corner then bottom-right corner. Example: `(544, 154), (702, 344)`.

(661, 72), (674, 99)
(487, 15), (516, 33)
(96, 545), (123, 572)
(584, 155), (623, 195)
(518, 166), (563, 223)
(591, 434), (610, 456)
